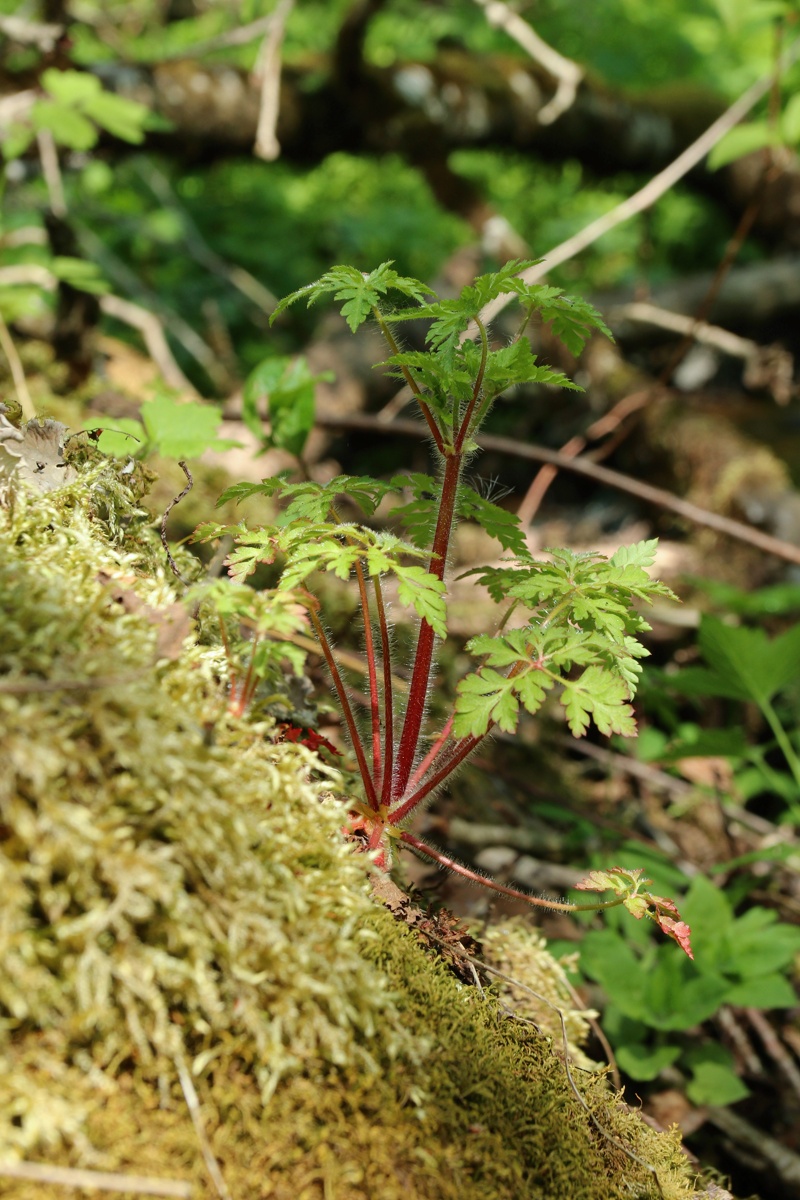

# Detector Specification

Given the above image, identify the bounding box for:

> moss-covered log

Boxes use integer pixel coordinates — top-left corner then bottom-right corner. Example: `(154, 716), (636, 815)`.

(0, 454), (710, 1199)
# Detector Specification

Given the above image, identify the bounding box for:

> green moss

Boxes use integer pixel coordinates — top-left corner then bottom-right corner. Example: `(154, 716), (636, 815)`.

(0, 475), (708, 1199)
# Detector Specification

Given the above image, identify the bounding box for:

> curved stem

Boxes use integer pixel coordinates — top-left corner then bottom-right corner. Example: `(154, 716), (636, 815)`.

(392, 449), (463, 799)
(455, 316), (488, 452)
(373, 308), (444, 453)
(306, 600), (378, 809)
(355, 562), (381, 787)
(374, 575), (396, 806)
(399, 832), (627, 913)
(406, 714), (454, 794)
(391, 729), (482, 823)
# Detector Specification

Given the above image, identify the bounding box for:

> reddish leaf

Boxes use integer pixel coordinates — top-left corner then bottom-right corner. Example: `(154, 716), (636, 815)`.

(655, 914), (694, 960)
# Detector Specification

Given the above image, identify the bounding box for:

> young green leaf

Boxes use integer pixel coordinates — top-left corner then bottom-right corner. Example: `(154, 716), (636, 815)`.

(270, 262), (434, 331)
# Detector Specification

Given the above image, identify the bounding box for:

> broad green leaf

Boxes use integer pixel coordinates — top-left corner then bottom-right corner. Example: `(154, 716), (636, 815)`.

(708, 121), (778, 170)
(685, 1046), (750, 1106)
(642, 957), (728, 1030)
(724, 972), (797, 1009)
(578, 930), (647, 1020)
(616, 1042), (681, 1082)
(42, 68), (102, 105)
(679, 876), (732, 964)
(82, 92), (150, 143)
(699, 614), (800, 706)
(32, 101), (97, 151)
(242, 355), (330, 456)
(140, 396), (240, 459)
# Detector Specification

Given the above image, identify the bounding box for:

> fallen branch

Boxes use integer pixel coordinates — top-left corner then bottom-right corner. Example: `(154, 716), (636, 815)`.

(476, 33), (800, 329)
(311, 411), (800, 568)
(0, 1160), (192, 1198)
(253, 0), (295, 162)
(473, 0), (583, 124)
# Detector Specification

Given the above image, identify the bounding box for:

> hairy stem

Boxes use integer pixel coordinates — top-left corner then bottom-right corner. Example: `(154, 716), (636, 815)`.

(355, 562), (381, 788)
(407, 713), (454, 793)
(454, 317), (488, 451)
(306, 601), (378, 809)
(399, 831), (628, 913)
(391, 727), (482, 822)
(374, 575), (396, 805)
(392, 449), (463, 799)
(373, 307), (444, 453)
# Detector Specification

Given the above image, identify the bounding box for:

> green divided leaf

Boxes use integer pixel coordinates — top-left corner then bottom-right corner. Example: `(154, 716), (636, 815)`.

(562, 666), (637, 738)
(458, 487), (531, 558)
(270, 262), (434, 331)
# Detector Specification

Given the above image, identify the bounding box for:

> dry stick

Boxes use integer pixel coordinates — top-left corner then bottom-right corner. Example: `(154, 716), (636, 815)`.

(253, 0), (295, 162)
(0, 1161), (192, 1198)
(419, 928), (666, 1198)
(36, 125), (67, 216)
(134, 164), (276, 315)
(0, 310), (36, 420)
(174, 1049), (233, 1200)
(314, 412), (800, 568)
(100, 294), (199, 394)
(161, 461), (194, 583)
(472, 0), (583, 125)
(306, 601), (378, 809)
(355, 561), (382, 788)
(745, 1007), (800, 1101)
(476, 32), (800, 332)
(374, 574), (396, 805)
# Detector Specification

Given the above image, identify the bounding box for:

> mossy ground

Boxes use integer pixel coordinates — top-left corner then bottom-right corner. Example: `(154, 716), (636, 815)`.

(0, 463), (706, 1199)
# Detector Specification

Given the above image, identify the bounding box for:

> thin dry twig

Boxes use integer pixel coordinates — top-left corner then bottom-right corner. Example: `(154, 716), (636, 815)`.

(133, 162), (276, 315)
(0, 671), (145, 694)
(745, 1007), (800, 1101)
(36, 126), (67, 217)
(312, 411), (800, 568)
(175, 1049), (232, 1200)
(161, 461), (194, 584)
(472, 0), (583, 124)
(99, 294), (199, 394)
(0, 310), (36, 420)
(253, 0), (295, 162)
(475, 33), (800, 330)
(0, 1160), (192, 1198)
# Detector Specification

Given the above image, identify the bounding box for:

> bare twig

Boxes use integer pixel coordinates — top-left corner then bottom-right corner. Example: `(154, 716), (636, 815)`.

(475, 33), (800, 330)
(253, 0), (295, 161)
(311, 411), (800, 568)
(0, 264), (55, 289)
(0, 1160), (191, 1198)
(706, 1105), (800, 1188)
(174, 1049), (232, 1200)
(99, 294), (199, 394)
(36, 126), (67, 217)
(472, 0), (583, 124)
(0, 311), (36, 420)
(745, 1007), (800, 1101)
(132, 162), (276, 315)
(161, 461), (194, 584)
(0, 671), (145, 694)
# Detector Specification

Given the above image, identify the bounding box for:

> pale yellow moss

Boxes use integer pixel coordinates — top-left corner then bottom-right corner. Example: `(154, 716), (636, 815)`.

(0, 470), (716, 1199)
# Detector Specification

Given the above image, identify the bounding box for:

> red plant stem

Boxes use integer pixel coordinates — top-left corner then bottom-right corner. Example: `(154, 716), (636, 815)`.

(392, 449), (463, 799)
(398, 831), (628, 914)
(454, 317), (487, 452)
(374, 575), (395, 806)
(406, 714), (454, 793)
(355, 562), (381, 788)
(373, 309), (444, 454)
(306, 601), (378, 810)
(238, 632), (262, 714)
(391, 729), (483, 823)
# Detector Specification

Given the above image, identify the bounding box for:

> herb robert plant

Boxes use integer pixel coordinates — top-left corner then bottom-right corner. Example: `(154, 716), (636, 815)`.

(195, 262), (692, 958)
